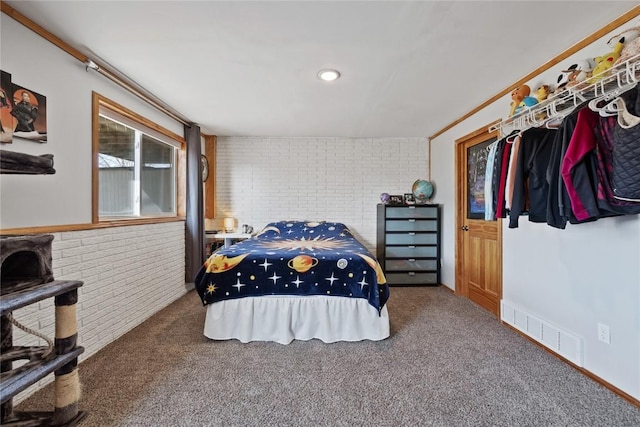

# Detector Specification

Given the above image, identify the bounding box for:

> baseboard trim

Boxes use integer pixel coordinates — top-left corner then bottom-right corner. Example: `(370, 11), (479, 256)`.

(439, 283), (454, 293)
(502, 321), (640, 409)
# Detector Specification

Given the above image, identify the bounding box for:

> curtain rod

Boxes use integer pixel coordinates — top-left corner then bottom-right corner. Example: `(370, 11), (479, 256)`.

(84, 60), (192, 127)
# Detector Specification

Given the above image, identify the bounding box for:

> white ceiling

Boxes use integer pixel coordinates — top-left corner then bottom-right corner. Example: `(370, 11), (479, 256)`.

(4, 1), (637, 137)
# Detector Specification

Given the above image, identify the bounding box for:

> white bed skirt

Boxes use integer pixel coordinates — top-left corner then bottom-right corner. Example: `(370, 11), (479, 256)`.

(203, 295), (390, 345)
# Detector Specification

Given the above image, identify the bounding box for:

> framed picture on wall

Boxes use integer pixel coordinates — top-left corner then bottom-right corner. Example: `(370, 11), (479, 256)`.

(0, 70), (12, 143)
(466, 139), (493, 219)
(10, 83), (47, 142)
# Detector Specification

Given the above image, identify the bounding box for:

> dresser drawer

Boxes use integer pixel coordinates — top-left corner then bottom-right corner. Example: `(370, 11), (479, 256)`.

(385, 246), (437, 258)
(385, 233), (437, 245)
(386, 206), (438, 219)
(386, 220), (437, 232)
(385, 259), (438, 271)
(386, 272), (438, 285)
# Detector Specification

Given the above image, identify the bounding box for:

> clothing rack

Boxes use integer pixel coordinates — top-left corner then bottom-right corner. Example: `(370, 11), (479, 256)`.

(489, 53), (640, 137)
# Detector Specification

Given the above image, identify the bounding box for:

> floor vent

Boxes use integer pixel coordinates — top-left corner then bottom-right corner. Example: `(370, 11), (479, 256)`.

(501, 300), (583, 367)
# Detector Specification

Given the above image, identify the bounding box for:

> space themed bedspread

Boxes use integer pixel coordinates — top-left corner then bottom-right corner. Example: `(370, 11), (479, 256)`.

(194, 221), (389, 313)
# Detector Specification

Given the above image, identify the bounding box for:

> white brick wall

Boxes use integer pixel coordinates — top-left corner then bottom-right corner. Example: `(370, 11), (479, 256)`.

(11, 221), (187, 401)
(216, 137), (428, 253)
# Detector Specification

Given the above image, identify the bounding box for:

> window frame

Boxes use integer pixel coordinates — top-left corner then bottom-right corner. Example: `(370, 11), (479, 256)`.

(92, 92), (186, 224)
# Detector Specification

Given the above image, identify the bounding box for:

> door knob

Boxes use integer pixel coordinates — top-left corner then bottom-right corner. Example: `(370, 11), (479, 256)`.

(460, 225), (469, 231)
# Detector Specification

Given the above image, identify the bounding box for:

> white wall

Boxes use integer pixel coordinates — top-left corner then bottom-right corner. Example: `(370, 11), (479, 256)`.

(431, 19), (640, 399)
(0, 14), (183, 228)
(1, 13), (188, 400)
(215, 136), (428, 253)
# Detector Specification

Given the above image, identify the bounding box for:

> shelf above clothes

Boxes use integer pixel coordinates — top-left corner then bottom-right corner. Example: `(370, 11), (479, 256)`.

(489, 53), (640, 137)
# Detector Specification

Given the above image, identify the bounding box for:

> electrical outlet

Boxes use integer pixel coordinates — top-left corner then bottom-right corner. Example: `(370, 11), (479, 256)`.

(597, 323), (611, 344)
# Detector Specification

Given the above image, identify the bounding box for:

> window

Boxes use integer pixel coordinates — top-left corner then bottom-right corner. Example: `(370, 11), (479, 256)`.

(93, 92), (185, 222)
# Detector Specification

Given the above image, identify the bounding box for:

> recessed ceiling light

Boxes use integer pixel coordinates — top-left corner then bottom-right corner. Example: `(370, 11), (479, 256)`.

(317, 69), (340, 81)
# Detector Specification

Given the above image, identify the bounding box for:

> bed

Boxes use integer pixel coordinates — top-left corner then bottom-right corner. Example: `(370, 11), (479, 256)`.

(194, 221), (390, 344)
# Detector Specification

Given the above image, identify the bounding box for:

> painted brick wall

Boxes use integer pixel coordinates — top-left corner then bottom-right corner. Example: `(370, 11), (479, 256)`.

(215, 137), (428, 253)
(11, 221), (186, 401)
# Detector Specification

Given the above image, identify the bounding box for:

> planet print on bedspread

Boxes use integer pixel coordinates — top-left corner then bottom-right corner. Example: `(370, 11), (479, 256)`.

(194, 221), (389, 313)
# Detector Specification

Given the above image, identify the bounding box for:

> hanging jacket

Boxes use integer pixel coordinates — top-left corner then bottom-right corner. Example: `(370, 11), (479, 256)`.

(546, 121), (570, 229)
(484, 141), (499, 220)
(593, 109), (640, 214)
(509, 127), (557, 228)
(495, 141), (513, 218)
(560, 106), (629, 221)
(612, 95), (640, 201)
(491, 137), (508, 218)
(504, 134), (522, 212)
(560, 109), (602, 221)
(545, 101), (597, 228)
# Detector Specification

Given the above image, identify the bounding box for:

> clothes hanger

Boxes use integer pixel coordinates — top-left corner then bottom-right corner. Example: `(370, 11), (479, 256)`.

(505, 129), (521, 143)
(589, 75), (637, 113)
(544, 116), (563, 129)
(588, 96), (609, 113)
(589, 86), (636, 116)
(588, 76), (616, 112)
(599, 97), (623, 117)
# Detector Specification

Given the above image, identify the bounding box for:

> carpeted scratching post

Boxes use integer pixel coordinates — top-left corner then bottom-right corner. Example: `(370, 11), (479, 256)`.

(53, 289), (83, 425)
(0, 234), (86, 426)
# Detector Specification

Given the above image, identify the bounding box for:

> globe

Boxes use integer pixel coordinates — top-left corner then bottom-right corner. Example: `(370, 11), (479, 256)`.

(412, 179), (433, 202)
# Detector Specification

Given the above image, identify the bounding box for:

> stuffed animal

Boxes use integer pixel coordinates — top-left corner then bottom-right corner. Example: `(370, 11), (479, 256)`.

(612, 26), (640, 67)
(556, 68), (574, 91)
(608, 26), (640, 48)
(614, 37), (640, 66)
(555, 60), (593, 92)
(509, 85), (531, 117)
(529, 85), (551, 122)
(515, 96), (539, 115)
(603, 26), (640, 66)
(565, 60), (595, 88)
(589, 37), (626, 83)
(513, 85), (551, 116)
(533, 85), (550, 102)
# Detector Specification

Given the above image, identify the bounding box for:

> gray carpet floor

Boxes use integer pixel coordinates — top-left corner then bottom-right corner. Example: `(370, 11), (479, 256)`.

(17, 286), (640, 426)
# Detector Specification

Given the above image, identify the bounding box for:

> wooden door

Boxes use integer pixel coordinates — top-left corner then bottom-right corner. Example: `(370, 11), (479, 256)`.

(455, 126), (502, 316)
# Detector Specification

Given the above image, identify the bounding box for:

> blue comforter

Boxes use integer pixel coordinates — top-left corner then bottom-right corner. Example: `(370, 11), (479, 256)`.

(195, 221), (389, 312)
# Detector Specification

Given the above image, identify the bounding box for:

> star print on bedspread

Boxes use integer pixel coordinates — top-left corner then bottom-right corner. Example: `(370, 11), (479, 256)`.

(194, 221), (389, 313)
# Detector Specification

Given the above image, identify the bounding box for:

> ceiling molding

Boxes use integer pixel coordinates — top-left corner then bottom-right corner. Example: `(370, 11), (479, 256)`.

(1, 2), (87, 62)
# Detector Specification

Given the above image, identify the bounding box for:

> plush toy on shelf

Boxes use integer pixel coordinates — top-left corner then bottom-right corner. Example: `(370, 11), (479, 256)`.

(565, 60), (595, 88)
(589, 36), (626, 83)
(533, 85), (551, 102)
(556, 68), (574, 92)
(614, 37), (640, 66)
(555, 60), (593, 93)
(515, 95), (539, 115)
(509, 85), (531, 117)
(612, 26), (640, 66)
(529, 85), (551, 121)
(513, 84), (549, 116)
